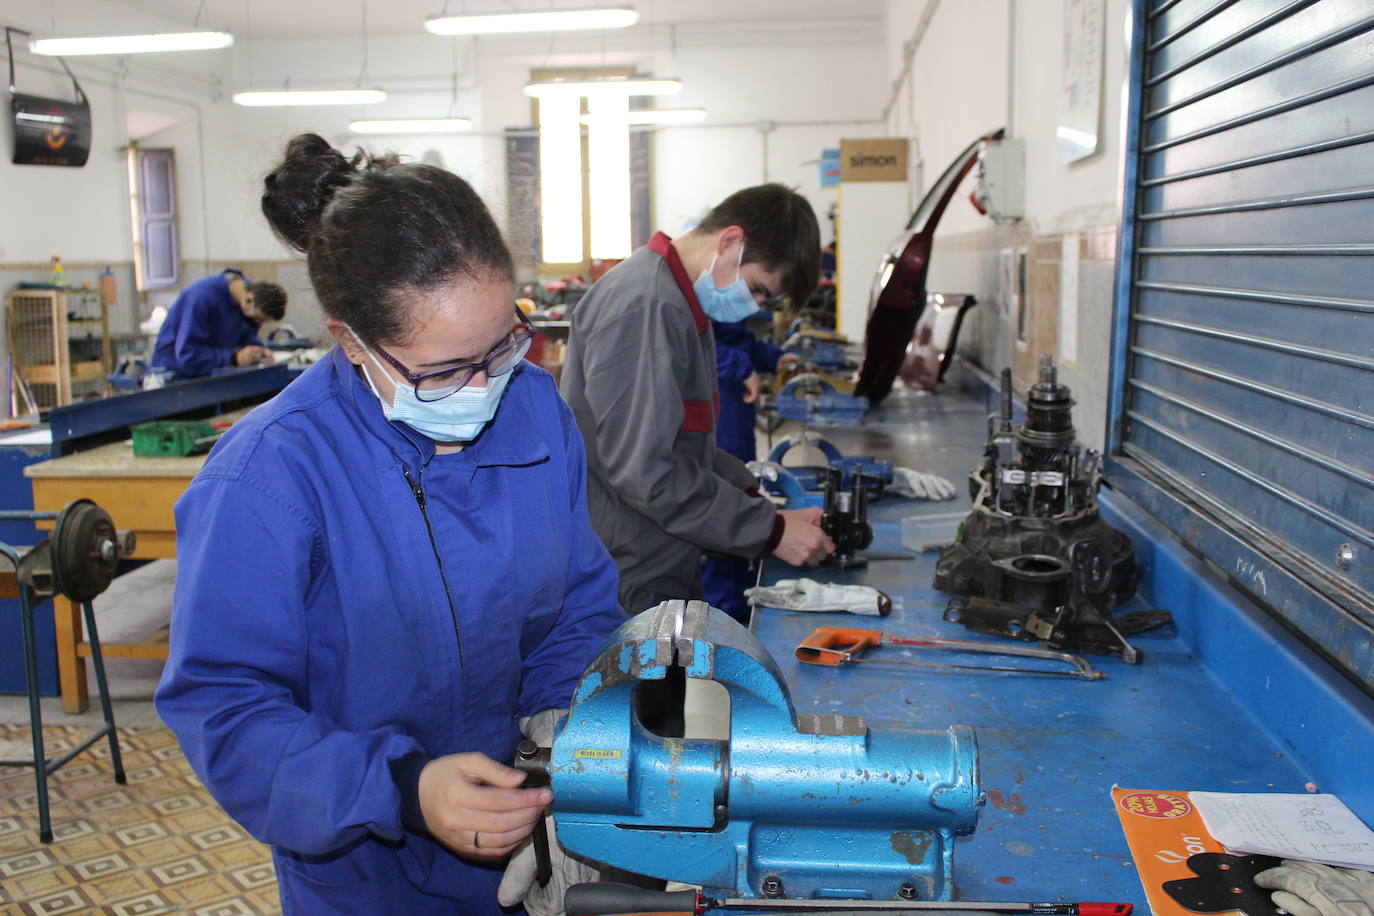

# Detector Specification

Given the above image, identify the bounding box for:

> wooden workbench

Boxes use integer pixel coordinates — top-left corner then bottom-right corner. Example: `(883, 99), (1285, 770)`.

(24, 414), (247, 713)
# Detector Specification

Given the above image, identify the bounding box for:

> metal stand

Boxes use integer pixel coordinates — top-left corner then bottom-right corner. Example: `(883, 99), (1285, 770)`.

(0, 505), (132, 843)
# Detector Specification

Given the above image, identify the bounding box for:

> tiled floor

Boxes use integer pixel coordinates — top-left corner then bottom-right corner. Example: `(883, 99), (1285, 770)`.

(0, 561), (284, 914)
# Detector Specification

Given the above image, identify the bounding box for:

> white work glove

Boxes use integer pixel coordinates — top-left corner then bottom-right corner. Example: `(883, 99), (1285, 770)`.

(497, 709), (602, 916)
(744, 578), (891, 616)
(1254, 860), (1374, 916)
(890, 466), (957, 501)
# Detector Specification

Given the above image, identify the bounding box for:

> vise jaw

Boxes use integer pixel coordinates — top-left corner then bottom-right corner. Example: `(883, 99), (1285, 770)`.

(548, 600), (981, 902)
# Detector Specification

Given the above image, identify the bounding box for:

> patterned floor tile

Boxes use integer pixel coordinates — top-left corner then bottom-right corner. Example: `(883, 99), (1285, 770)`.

(0, 725), (278, 914)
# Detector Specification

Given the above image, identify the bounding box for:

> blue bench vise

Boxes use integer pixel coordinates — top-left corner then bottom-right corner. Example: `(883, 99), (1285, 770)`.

(540, 600), (982, 902)
(765, 435), (893, 497)
(773, 374), (870, 425)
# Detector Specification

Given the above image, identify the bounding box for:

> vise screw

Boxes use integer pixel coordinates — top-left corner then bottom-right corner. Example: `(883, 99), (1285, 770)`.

(525, 600), (982, 901)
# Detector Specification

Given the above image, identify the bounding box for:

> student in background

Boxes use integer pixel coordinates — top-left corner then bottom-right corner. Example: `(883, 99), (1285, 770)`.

(152, 269), (286, 379)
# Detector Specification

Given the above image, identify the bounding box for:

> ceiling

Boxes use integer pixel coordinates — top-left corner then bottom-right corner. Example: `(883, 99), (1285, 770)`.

(25, 0), (885, 42)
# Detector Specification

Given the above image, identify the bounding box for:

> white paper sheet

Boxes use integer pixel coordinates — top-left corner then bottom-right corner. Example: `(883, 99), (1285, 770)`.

(1191, 792), (1374, 870)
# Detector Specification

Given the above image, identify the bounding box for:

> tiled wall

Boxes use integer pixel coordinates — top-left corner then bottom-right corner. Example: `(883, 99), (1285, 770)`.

(929, 223), (1121, 451)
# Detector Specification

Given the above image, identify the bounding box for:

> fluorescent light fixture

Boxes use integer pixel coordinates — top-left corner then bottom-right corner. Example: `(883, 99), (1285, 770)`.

(31, 31), (233, 55)
(348, 118), (472, 134)
(233, 89), (386, 107)
(425, 6), (638, 35)
(524, 77), (681, 99)
(539, 93), (584, 263)
(587, 93), (630, 260)
(16, 112), (69, 125)
(581, 107), (706, 126)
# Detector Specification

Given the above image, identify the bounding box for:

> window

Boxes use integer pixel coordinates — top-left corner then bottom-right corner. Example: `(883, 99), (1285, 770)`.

(127, 145), (179, 291)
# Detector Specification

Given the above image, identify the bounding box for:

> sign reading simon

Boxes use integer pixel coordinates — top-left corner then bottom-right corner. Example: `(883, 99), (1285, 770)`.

(839, 138), (908, 182)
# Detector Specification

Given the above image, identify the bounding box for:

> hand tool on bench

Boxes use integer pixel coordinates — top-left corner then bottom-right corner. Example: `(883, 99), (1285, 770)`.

(795, 626), (1105, 680)
(566, 882), (1133, 915)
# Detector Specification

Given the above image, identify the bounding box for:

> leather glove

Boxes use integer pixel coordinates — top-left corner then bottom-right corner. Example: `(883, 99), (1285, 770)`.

(1255, 860), (1374, 916)
(744, 578), (891, 616)
(497, 709), (601, 916)
(890, 466), (957, 501)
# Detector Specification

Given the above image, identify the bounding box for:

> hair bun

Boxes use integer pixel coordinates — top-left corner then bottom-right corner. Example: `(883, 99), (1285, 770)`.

(262, 133), (362, 253)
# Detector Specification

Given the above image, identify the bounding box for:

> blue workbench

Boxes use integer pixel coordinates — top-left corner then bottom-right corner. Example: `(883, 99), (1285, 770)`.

(750, 365), (1374, 906)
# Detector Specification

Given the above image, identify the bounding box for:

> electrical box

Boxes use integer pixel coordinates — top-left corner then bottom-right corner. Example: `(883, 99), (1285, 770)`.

(980, 138), (1025, 223)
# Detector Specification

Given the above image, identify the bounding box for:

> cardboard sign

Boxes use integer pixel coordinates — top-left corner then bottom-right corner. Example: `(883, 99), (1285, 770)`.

(1113, 787), (1256, 916)
(840, 138), (907, 182)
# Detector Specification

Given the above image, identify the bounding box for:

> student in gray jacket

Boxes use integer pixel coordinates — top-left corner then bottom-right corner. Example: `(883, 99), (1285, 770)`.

(560, 184), (834, 620)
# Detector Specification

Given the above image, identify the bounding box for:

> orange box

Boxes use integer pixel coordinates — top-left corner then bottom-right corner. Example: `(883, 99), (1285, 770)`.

(1111, 788), (1237, 916)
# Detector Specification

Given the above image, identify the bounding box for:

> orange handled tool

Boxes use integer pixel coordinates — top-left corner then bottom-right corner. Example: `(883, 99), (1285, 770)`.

(795, 626), (1105, 680)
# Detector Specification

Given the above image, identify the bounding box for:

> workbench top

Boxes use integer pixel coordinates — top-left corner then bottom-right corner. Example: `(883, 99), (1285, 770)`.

(23, 407), (253, 479)
(750, 368), (1347, 908)
(23, 438), (210, 478)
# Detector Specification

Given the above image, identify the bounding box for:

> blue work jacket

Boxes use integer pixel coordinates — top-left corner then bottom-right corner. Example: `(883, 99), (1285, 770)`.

(155, 347), (623, 914)
(713, 318), (784, 462)
(152, 271), (265, 379)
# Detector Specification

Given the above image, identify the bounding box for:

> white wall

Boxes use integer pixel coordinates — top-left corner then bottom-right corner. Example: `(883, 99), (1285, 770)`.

(1, 3), (887, 402)
(882, 0), (1130, 449)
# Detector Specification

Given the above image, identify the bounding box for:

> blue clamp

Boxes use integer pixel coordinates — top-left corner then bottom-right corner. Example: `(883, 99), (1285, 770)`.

(552, 600), (982, 901)
(773, 375), (870, 425)
(763, 436), (892, 498)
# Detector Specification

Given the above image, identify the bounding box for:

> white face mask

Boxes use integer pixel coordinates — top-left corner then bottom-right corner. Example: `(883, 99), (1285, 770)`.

(693, 244), (761, 323)
(354, 339), (512, 442)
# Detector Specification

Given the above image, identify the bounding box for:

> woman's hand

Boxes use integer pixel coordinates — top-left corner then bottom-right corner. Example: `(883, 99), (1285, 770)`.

(417, 752), (551, 860)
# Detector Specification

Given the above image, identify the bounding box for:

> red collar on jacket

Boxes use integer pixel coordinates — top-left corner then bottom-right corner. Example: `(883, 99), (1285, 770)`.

(646, 231), (708, 333)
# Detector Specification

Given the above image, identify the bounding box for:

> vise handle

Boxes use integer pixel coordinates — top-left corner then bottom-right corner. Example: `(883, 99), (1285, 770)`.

(566, 883), (1133, 914)
(566, 883), (703, 915)
(795, 626), (884, 665)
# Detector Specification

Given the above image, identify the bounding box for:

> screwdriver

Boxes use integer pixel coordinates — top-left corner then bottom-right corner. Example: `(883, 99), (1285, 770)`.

(566, 883), (1132, 915)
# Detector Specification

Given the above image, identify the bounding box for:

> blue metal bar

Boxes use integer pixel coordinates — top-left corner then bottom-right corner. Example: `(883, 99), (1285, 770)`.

(83, 600), (126, 785)
(1139, 243), (1374, 256)
(1106, 0), (1151, 456)
(46, 364), (291, 456)
(1133, 313), (1374, 369)
(1146, 0), (1242, 54)
(0, 539), (126, 841)
(0, 511), (57, 521)
(1146, 10), (1374, 110)
(1141, 70), (1374, 154)
(1130, 346), (1374, 430)
(1148, 0), (1188, 21)
(1139, 184), (1374, 216)
(1128, 378), (1374, 487)
(1124, 413), (1374, 551)
(1135, 281), (1374, 315)
(1140, 133), (1374, 188)
(1145, 0), (1322, 87)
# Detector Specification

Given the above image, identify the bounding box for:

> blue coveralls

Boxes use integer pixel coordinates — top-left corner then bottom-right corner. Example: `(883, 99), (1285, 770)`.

(702, 318), (786, 620)
(155, 347), (623, 915)
(151, 270), (266, 379)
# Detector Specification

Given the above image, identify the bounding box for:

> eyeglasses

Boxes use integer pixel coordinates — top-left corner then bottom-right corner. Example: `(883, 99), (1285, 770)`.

(365, 305), (536, 402)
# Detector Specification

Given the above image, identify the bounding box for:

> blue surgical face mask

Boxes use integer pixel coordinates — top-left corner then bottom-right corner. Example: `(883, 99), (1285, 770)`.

(356, 343), (512, 443)
(694, 244), (761, 323)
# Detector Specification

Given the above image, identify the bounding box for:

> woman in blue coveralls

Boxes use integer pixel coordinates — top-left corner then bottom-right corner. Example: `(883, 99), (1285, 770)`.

(154, 134), (624, 915)
(701, 315), (798, 620)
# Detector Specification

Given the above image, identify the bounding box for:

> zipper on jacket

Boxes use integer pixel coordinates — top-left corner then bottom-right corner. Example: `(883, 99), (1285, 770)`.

(402, 466), (465, 656)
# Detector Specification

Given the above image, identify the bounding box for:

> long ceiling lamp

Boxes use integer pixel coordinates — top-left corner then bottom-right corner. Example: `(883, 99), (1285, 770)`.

(348, 118), (472, 134)
(30, 31), (234, 55)
(524, 77), (681, 99)
(425, 6), (638, 35)
(233, 89), (386, 107)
